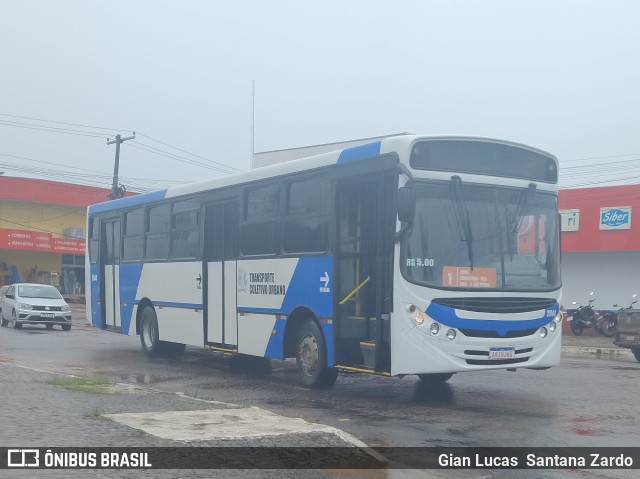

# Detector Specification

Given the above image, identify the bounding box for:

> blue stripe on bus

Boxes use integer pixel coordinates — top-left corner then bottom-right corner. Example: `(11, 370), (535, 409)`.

(88, 189), (168, 214)
(280, 256), (333, 318)
(119, 263), (144, 335)
(264, 318), (286, 360)
(152, 301), (204, 309)
(321, 322), (334, 367)
(337, 141), (382, 163)
(426, 302), (559, 337)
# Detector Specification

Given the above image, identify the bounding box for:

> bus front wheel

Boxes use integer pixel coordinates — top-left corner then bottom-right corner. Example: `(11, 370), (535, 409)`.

(140, 307), (162, 356)
(295, 320), (337, 389)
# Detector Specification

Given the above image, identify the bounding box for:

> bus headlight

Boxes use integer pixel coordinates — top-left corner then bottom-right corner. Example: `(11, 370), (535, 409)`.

(446, 329), (456, 341)
(540, 327), (548, 338)
(429, 322), (439, 335)
(413, 310), (426, 325)
(548, 321), (557, 333)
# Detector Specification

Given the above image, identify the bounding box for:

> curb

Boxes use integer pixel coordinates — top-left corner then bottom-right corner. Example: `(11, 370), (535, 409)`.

(562, 346), (634, 359)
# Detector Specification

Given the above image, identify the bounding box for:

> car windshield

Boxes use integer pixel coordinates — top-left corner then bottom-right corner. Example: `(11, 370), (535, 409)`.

(401, 181), (561, 291)
(18, 285), (63, 299)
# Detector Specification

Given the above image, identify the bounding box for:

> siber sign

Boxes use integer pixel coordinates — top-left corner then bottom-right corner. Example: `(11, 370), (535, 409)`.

(599, 206), (631, 230)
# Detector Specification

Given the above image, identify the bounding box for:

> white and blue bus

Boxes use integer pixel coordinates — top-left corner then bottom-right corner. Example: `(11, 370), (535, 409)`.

(86, 135), (562, 388)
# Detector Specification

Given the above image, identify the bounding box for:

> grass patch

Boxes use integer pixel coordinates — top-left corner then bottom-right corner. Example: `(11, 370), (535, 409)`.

(84, 406), (110, 420)
(49, 375), (116, 394)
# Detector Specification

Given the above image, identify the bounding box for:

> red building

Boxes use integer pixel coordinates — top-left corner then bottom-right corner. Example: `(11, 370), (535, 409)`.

(0, 177), (131, 293)
(559, 184), (640, 310)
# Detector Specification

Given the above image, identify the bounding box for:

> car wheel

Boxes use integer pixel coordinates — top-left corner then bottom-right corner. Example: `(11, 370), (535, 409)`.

(11, 311), (21, 329)
(46, 324), (54, 330)
(61, 324), (71, 331)
(140, 306), (162, 356)
(0, 312), (7, 327)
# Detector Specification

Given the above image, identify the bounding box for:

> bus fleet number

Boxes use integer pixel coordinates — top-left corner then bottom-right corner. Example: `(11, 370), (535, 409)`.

(406, 258), (435, 267)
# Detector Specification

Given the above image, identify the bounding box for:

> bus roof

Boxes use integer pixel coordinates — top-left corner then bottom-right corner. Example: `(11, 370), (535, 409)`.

(88, 134), (556, 215)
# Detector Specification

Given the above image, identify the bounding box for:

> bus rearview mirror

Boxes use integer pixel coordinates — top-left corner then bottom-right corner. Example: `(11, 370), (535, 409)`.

(397, 186), (415, 223)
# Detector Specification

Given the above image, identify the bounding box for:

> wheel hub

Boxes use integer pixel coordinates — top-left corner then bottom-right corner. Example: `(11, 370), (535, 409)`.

(299, 335), (318, 376)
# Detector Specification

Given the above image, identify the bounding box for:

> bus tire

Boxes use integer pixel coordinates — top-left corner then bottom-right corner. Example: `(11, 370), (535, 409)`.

(295, 320), (337, 389)
(418, 373), (454, 384)
(140, 306), (162, 356)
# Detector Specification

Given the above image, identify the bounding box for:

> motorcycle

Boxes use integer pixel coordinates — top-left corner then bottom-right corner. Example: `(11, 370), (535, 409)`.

(569, 292), (599, 336)
(595, 309), (617, 337)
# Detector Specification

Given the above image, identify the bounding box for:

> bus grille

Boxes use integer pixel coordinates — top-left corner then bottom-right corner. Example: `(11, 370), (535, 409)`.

(431, 297), (556, 313)
(459, 328), (538, 338)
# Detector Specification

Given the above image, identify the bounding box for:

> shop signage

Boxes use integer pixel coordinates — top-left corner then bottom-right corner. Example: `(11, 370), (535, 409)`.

(599, 206), (631, 230)
(560, 209), (580, 232)
(0, 228), (85, 254)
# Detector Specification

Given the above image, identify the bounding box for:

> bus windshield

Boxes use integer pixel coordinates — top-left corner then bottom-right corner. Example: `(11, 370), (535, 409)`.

(402, 181), (560, 291)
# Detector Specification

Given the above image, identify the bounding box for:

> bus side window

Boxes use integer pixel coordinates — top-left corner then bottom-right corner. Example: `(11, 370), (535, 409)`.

(241, 183), (280, 256)
(88, 217), (99, 263)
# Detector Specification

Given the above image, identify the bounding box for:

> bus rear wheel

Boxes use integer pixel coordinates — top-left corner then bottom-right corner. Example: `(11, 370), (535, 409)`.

(295, 320), (337, 389)
(140, 307), (162, 356)
(140, 306), (186, 357)
(418, 373), (454, 384)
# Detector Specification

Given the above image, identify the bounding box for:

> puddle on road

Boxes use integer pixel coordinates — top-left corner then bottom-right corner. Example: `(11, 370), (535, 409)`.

(118, 372), (186, 385)
(569, 416), (600, 436)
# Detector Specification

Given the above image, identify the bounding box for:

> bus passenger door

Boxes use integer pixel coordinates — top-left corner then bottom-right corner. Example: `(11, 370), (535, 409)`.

(101, 218), (121, 330)
(204, 201), (239, 346)
(335, 172), (395, 372)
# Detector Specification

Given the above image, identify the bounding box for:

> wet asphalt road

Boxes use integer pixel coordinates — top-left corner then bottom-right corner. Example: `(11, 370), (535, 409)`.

(1, 306), (640, 478)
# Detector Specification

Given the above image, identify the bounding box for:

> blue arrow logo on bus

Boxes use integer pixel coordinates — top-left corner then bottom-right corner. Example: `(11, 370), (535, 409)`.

(320, 272), (330, 292)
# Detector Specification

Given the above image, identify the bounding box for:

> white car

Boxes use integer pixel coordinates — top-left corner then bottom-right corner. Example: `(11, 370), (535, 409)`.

(0, 283), (72, 330)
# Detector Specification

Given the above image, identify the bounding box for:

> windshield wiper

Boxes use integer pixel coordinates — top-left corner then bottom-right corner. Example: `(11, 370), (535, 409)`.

(450, 175), (474, 269)
(509, 182), (537, 233)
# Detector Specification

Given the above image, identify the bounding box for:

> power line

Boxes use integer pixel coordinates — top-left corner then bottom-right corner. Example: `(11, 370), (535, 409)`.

(129, 142), (237, 174)
(0, 119), (108, 139)
(0, 113), (131, 133)
(136, 132), (243, 172)
(563, 152), (640, 164)
(0, 152), (191, 186)
(0, 112), (243, 173)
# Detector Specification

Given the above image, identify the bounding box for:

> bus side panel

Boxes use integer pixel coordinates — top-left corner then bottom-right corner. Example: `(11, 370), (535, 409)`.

(135, 262), (204, 347)
(236, 256), (333, 364)
(238, 313), (282, 357)
(89, 263), (102, 328)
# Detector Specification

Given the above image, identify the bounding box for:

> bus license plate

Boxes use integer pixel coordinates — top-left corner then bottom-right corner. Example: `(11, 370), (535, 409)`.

(489, 347), (514, 359)
(40, 313), (55, 318)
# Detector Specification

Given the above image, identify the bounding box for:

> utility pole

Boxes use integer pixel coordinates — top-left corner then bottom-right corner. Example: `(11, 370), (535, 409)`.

(251, 80), (255, 169)
(107, 133), (136, 199)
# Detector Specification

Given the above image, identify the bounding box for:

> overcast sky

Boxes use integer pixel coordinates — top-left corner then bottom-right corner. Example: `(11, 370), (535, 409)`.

(1, 0), (639, 192)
